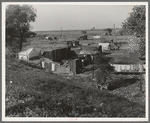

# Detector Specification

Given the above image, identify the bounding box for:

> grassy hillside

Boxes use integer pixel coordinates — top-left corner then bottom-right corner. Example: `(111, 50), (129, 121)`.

(6, 57), (145, 117)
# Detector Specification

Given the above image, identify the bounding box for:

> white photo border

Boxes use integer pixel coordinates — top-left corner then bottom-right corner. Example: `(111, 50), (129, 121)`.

(2, 2), (149, 122)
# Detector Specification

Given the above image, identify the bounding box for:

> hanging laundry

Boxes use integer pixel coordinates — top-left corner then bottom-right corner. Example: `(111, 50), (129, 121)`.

(121, 65), (126, 71)
(130, 64), (134, 71)
(118, 65), (121, 72)
(126, 65), (130, 71)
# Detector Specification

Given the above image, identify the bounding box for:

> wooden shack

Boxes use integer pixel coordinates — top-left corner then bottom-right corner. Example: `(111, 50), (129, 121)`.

(40, 58), (69, 74)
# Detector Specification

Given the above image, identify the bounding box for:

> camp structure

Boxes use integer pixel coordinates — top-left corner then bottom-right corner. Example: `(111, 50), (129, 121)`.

(42, 47), (70, 62)
(79, 45), (98, 55)
(93, 35), (100, 39)
(40, 58), (81, 74)
(18, 48), (40, 60)
(98, 43), (110, 51)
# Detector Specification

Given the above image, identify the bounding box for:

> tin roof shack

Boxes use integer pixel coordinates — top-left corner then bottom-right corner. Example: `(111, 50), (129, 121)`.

(42, 47), (71, 62)
(52, 47), (70, 62)
(18, 48), (40, 60)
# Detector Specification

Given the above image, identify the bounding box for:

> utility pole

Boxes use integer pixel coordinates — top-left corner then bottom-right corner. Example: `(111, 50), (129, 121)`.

(61, 27), (62, 37)
(92, 55), (94, 81)
(140, 73), (142, 92)
(113, 24), (115, 35)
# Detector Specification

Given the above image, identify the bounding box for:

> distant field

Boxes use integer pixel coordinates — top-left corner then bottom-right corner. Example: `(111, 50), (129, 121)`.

(24, 30), (131, 50)
(35, 29), (121, 38)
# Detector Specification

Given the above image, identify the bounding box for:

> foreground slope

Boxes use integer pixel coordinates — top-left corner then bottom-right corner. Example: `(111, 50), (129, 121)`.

(6, 57), (145, 117)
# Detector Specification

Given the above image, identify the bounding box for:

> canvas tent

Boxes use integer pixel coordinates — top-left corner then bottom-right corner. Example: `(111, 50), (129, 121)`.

(18, 48), (40, 60)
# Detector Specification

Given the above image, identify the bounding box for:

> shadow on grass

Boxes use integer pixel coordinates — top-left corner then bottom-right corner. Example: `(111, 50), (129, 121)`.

(103, 52), (112, 55)
(108, 78), (138, 90)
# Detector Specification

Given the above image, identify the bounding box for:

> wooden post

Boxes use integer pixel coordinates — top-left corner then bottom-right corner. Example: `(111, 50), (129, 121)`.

(92, 55), (94, 80)
(92, 62), (94, 80)
(140, 73), (142, 92)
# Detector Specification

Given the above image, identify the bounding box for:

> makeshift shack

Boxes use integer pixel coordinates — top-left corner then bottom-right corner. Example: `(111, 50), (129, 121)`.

(42, 47), (70, 62)
(40, 58), (70, 74)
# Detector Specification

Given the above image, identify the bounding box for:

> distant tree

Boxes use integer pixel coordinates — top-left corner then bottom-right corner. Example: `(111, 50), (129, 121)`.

(6, 5), (37, 52)
(95, 52), (115, 89)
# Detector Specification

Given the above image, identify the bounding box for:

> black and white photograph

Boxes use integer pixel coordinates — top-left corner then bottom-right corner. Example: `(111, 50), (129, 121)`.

(2, 2), (149, 122)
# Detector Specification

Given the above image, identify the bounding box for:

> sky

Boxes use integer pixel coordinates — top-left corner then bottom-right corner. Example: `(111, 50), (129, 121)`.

(30, 5), (134, 31)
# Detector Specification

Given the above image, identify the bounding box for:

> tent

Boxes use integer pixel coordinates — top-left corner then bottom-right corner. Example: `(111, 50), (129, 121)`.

(93, 36), (100, 39)
(18, 48), (40, 60)
(98, 43), (110, 51)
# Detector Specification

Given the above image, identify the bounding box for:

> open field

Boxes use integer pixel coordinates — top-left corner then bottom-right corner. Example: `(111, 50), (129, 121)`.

(24, 31), (129, 51)
(6, 30), (145, 117)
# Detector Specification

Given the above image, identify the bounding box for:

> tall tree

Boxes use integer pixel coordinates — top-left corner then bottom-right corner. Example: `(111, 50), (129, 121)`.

(122, 5), (145, 35)
(6, 5), (37, 52)
(122, 5), (146, 58)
